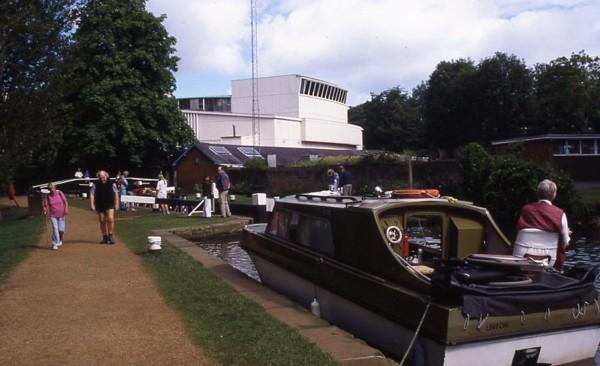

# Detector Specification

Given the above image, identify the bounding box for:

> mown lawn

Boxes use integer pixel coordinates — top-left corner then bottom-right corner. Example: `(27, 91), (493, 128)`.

(0, 207), (45, 282)
(115, 213), (337, 366)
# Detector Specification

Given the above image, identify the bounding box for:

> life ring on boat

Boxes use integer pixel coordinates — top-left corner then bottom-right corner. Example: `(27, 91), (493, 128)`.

(391, 189), (440, 199)
(385, 226), (403, 244)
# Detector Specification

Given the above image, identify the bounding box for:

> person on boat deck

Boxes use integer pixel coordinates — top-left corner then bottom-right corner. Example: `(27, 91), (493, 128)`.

(327, 168), (339, 192)
(515, 179), (570, 270)
(338, 165), (353, 196)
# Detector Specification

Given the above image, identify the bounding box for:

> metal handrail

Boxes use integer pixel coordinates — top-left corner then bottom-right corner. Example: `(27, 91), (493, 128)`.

(295, 193), (362, 204)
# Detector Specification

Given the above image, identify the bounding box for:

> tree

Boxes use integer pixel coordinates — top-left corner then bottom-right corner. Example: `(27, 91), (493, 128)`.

(349, 87), (423, 152)
(61, 0), (194, 173)
(0, 0), (77, 188)
(473, 53), (534, 143)
(422, 59), (477, 153)
(533, 51), (600, 134)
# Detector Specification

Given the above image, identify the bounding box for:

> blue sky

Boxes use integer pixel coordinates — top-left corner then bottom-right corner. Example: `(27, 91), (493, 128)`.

(147, 0), (600, 106)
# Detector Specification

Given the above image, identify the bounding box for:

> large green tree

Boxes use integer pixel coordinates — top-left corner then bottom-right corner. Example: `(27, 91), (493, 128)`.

(473, 52), (534, 143)
(533, 51), (600, 134)
(422, 59), (477, 153)
(349, 87), (423, 152)
(0, 0), (76, 188)
(62, 0), (193, 172)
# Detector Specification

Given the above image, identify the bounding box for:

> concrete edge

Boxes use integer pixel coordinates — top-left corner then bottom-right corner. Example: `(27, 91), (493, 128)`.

(154, 228), (398, 366)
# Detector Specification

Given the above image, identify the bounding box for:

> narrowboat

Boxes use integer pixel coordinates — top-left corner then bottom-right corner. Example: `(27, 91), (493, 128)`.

(241, 192), (600, 365)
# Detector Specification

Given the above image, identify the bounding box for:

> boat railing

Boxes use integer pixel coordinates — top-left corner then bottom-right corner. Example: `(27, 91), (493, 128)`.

(295, 194), (362, 206)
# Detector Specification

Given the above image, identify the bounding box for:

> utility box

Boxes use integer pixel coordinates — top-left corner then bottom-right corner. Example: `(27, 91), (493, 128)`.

(252, 193), (267, 206)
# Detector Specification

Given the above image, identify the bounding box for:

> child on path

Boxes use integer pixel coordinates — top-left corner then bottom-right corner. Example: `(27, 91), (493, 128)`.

(42, 182), (69, 250)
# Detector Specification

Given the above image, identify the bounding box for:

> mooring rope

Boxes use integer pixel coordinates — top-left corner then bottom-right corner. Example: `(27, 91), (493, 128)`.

(399, 298), (432, 366)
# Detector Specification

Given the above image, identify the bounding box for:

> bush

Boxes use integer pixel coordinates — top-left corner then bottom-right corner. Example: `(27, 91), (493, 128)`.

(460, 143), (582, 234)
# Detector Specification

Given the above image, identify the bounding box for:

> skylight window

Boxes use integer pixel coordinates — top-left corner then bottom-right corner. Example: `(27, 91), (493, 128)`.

(238, 147), (263, 158)
(209, 146), (233, 155)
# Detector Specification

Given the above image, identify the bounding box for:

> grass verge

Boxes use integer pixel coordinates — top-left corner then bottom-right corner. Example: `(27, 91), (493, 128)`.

(0, 207), (45, 282)
(116, 213), (337, 366)
(577, 188), (600, 205)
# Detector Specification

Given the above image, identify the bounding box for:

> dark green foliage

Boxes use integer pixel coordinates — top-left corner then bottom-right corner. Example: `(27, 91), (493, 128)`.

(352, 51), (599, 155)
(243, 157), (268, 171)
(473, 53), (534, 143)
(61, 0), (194, 171)
(0, 0), (78, 187)
(349, 87), (423, 152)
(459, 143), (582, 233)
(457, 143), (492, 204)
(422, 59), (478, 151)
(533, 51), (600, 134)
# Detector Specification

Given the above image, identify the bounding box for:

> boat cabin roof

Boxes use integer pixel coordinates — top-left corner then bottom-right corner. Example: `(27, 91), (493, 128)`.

(280, 193), (488, 214)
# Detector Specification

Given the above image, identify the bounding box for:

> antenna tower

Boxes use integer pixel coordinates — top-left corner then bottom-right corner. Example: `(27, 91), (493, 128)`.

(250, 0), (260, 148)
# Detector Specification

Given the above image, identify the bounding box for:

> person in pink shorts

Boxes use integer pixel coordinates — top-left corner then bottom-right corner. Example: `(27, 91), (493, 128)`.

(42, 182), (69, 250)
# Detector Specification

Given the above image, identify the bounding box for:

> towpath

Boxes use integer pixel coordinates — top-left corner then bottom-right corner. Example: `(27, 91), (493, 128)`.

(0, 205), (211, 365)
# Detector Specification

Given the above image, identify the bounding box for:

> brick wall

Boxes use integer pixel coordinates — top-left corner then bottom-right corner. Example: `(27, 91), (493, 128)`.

(228, 160), (463, 197)
(174, 150), (218, 194)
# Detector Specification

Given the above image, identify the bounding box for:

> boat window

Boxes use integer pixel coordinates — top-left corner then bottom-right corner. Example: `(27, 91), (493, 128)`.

(267, 209), (334, 255)
(405, 215), (443, 252)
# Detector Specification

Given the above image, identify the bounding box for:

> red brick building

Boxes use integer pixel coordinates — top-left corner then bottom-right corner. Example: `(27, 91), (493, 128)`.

(492, 134), (600, 181)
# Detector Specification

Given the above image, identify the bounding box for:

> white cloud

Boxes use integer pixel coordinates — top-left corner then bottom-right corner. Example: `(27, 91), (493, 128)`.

(149, 0), (600, 105)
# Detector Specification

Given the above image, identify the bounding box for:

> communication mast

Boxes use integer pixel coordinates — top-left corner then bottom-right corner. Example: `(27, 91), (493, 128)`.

(250, 0), (260, 148)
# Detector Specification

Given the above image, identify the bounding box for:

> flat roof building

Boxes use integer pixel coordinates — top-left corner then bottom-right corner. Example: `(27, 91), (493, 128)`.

(178, 75), (363, 150)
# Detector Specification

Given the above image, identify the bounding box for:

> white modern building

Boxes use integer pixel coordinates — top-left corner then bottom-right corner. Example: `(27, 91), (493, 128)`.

(179, 75), (363, 150)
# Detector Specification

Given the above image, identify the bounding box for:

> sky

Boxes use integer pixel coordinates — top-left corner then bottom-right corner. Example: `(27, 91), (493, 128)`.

(146, 0), (600, 106)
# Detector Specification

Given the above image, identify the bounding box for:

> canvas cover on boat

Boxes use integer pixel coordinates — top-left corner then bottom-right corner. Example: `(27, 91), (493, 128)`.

(431, 262), (599, 318)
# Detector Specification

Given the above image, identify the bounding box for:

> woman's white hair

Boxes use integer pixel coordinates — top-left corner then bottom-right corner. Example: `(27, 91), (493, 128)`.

(537, 179), (557, 200)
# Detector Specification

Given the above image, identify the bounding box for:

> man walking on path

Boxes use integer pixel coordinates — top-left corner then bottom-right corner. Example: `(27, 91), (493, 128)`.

(42, 182), (69, 250)
(216, 166), (232, 218)
(90, 170), (119, 244)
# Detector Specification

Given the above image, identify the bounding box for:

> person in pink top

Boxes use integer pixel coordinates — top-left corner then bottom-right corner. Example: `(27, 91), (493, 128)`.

(42, 182), (69, 251)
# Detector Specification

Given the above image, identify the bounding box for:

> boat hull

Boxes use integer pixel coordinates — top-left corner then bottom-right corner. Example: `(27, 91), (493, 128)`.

(250, 253), (600, 365)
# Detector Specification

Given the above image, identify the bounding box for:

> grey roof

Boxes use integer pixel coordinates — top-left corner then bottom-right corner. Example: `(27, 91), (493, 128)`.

(172, 142), (366, 168)
(492, 133), (600, 145)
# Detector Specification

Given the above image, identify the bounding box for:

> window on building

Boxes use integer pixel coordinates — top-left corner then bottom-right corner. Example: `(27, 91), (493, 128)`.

(325, 85), (331, 99)
(553, 139), (600, 155)
(554, 140), (567, 155)
(178, 99), (190, 109)
(237, 147), (263, 158)
(342, 91), (347, 103)
(208, 146), (233, 156)
(317, 83), (324, 97)
(300, 79), (306, 94)
(309, 81), (316, 96)
(334, 88), (340, 102)
(581, 139), (596, 154)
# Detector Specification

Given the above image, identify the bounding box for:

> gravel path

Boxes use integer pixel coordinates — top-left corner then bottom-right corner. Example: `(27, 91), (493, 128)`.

(0, 206), (212, 365)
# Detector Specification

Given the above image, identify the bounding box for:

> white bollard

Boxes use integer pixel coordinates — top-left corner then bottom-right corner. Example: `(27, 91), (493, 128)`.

(147, 236), (162, 252)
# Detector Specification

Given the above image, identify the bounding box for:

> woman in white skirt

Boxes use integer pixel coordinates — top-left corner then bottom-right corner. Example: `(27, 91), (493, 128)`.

(156, 174), (169, 215)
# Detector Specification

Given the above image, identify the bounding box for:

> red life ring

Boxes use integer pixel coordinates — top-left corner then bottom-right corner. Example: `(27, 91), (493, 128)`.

(391, 189), (440, 199)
